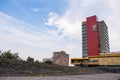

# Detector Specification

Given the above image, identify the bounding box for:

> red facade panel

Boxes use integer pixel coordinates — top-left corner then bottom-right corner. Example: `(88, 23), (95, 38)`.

(86, 15), (99, 56)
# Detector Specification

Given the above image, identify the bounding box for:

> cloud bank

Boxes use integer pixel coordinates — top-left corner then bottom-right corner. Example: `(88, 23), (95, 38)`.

(0, 12), (81, 61)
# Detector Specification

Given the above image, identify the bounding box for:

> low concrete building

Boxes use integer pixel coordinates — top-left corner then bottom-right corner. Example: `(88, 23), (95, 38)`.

(52, 51), (69, 66)
(71, 53), (120, 66)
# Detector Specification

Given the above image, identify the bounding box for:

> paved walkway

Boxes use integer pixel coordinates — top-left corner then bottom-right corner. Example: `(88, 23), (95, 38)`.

(0, 73), (120, 80)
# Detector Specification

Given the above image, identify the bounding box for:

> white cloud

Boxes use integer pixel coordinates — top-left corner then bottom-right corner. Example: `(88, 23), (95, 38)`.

(45, 12), (59, 26)
(32, 8), (41, 12)
(104, 0), (120, 51)
(80, 0), (97, 7)
(45, 12), (81, 40)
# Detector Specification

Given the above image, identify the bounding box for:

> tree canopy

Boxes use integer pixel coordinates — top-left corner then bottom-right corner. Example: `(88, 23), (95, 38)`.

(0, 50), (19, 60)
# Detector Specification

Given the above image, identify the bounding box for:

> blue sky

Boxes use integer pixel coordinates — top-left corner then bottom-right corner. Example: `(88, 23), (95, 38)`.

(0, 0), (120, 62)
(0, 0), (68, 26)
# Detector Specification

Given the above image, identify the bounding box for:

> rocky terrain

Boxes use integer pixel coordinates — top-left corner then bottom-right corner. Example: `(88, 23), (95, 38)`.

(0, 58), (103, 76)
(0, 51), (119, 76)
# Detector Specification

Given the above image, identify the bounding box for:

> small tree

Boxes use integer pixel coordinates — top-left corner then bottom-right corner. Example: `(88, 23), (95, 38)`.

(44, 60), (53, 64)
(1, 50), (19, 60)
(0, 50), (1, 54)
(27, 56), (34, 63)
(35, 60), (40, 63)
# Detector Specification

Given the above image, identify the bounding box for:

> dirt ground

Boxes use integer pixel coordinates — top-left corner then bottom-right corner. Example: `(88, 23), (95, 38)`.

(0, 73), (120, 80)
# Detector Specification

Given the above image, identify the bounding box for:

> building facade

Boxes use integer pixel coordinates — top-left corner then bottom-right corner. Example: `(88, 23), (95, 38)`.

(52, 51), (69, 66)
(71, 53), (120, 66)
(82, 15), (110, 57)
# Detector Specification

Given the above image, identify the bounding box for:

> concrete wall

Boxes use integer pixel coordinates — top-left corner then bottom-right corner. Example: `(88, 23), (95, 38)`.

(90, 57), (120, 65)
(98, 57), (120, 65)
(98, 21), (110, 53)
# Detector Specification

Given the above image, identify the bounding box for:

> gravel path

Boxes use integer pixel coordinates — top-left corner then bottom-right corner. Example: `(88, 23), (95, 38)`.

(0, 73), (120, 80)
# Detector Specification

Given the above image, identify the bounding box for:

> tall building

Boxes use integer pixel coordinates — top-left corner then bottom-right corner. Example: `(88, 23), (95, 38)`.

(71, 15), (120, 67)
(82, 15), (110, 57)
